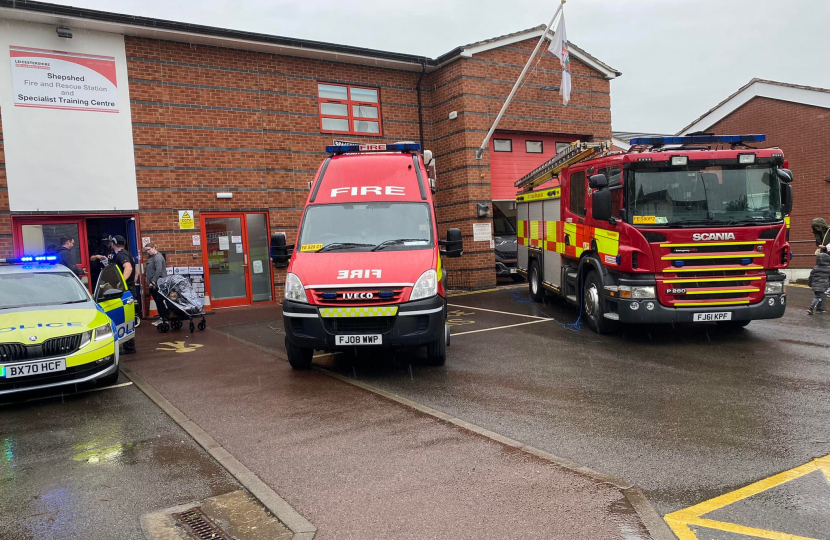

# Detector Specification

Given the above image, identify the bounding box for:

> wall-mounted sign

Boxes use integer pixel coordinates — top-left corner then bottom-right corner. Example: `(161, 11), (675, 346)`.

(473, 222), (492, 242)
(178, 210), (195, 229)
(9, 45), (119, 113)
(192, 234), (201, 246)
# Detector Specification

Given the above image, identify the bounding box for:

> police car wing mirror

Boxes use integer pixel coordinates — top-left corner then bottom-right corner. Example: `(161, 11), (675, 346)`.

(776, 168), (793, 184)
(440, 228), (463, 258)
(270, 233), (293, 268)
(589, 173), (609, 190)
(781, 183), (793, 215)
(592, 190), (613, 223)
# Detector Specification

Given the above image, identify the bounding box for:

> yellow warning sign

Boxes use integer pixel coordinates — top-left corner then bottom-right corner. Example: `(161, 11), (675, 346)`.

(178, 210), (195, 230)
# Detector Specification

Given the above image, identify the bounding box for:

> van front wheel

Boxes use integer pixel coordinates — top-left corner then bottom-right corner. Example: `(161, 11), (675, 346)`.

(285, 337), (313, 369)
(425, 324), (448, 366)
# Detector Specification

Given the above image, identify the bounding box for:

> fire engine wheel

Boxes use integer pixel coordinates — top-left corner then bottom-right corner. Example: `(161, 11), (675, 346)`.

(583, 271), (612, 335)
(425, 324), (448, 366)
(528, 261), (544, 303)
(285, 336), (313, 369)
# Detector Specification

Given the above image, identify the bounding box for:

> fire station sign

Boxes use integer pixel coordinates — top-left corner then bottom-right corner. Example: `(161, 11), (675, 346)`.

(9, 45), (119, 113)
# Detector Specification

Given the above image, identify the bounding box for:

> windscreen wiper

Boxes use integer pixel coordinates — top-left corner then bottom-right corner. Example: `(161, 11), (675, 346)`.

(371, 238), (428, 251)
(60, 299), (89, 304)
(317, 242), (374, 252)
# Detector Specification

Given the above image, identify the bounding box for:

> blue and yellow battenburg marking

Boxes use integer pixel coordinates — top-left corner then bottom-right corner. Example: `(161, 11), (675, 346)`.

(319, 306), (399, 318)
(97, 291), (136, 342)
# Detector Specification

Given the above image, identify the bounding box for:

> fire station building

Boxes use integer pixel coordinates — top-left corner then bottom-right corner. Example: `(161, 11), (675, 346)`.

(0, 0), (619, 312)
(679, 79), (830, 273)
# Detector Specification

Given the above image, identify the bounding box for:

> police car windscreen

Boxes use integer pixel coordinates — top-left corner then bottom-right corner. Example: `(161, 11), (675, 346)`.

(300, 203), (433, 251)
(0, 272), (89, 310)
(630, 165), (781, 226)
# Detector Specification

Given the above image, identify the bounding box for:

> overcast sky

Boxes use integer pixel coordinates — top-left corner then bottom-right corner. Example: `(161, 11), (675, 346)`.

(51, 0), (830, 134)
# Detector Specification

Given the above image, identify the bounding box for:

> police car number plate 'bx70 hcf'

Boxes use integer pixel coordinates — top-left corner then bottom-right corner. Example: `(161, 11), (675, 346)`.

(336, 335), (382, 346)
(693, 312), (732, 322)
(2, 359), (66, 378)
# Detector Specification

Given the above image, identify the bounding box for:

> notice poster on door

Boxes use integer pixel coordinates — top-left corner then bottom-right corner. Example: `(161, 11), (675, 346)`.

(9, 46), (120, 113)
(231, 235), (241, 244)
(218, 236), (230, 251)
(252, 260), (263, 274)
(235, 243), (243, 254)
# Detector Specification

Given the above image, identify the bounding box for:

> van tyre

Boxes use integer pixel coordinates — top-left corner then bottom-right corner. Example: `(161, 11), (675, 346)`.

(285, 336), (314, 369)
(426, 324), (448, 366)
(528, 261), (544, 303)
(583, 270), (612, 335)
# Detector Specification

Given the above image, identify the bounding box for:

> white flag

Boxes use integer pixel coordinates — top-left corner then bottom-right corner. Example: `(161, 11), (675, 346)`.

(547, 12), (571, 105)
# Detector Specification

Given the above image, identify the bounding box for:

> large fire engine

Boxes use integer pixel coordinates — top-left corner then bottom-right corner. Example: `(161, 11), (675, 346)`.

(515, 134), (794, 333)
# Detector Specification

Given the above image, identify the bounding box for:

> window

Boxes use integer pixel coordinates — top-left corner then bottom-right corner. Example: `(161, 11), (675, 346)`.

(569, 170), (586, 215)
(598, 166), (623, 218)
(317, 83), (382, 136)
(95, 264), (125, 301)
(493, 139), (512, 152)
(526, 141), (543, 153)
(556, 142), (572, 153)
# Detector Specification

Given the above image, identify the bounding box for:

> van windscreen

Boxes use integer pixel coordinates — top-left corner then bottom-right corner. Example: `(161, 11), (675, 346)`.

(298, 203), (433, 252)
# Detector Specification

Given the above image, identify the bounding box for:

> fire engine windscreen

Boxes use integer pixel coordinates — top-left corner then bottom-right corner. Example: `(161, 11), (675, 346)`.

(629, 166), (782, 226)
(299, 203), (433, 252)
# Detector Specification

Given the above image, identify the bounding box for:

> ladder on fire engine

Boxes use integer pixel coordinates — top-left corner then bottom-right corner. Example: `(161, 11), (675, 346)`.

(514, 141), (609, 192)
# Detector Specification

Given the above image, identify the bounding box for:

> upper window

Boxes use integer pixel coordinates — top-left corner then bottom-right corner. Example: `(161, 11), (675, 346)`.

(318, 83), (382, 136)
(525, 141), (543, 153)
(493, 139), (512, 152)
(569, 170), (586, 216)
(555, 142), (571, 153)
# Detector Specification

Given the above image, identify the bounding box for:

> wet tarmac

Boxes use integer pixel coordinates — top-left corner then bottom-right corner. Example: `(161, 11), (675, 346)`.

(0, 375), (239, 540)
(126, 311), (650, 540)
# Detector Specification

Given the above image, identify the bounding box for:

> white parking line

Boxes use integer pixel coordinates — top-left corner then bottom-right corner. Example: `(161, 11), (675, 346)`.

(451, 319), (553, 336)
(447, 303), (548, 320)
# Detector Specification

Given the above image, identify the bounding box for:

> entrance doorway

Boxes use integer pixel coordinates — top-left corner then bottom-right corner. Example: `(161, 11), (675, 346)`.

(200, 212), (273, 308)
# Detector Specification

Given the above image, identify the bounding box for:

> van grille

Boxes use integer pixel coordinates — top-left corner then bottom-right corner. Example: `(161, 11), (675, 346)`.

(325, 317), (396, 334)
(310, 288), (404, 305)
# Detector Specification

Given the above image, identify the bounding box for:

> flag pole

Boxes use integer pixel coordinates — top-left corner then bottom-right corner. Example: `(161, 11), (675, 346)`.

(475, 0), (566, 160)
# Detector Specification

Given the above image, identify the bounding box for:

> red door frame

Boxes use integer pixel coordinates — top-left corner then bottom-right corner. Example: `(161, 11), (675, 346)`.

(200, 211), (273, 309)
(12, 214), (143, 301)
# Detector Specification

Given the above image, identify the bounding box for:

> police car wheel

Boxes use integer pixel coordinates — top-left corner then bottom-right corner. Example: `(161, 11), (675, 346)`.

(285, 336), (313, 369)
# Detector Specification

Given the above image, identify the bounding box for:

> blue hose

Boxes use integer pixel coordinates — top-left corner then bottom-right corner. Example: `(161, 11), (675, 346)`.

(509, 270), (583, 332)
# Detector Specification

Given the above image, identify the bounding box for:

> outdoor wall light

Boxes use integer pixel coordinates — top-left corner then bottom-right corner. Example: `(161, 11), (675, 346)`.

(56, 27), (73, 38)
(216, 192), (233, 199)
(476, 203), (490, 217)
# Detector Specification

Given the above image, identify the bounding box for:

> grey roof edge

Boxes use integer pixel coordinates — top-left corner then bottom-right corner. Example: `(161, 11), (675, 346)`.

(677, 78), (830, 135)
(0, 1), (620, 77)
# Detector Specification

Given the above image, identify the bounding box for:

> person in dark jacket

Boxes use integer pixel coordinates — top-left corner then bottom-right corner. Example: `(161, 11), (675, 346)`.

(813, 217), (829, 253)
(56, 237), (83, 277)
(807, 252), (830, 314)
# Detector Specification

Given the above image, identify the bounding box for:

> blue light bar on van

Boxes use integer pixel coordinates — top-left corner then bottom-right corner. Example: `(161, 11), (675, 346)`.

(629, 135), (766, 145)
(326, 143), (421, 154)
(0, 255), (58, 264)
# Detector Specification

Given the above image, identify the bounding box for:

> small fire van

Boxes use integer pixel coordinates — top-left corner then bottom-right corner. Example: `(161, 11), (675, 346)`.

(271, 143), (463, 369)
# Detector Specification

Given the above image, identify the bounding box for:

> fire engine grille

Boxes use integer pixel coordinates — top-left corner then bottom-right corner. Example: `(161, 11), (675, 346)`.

(310, 288), (404, 305)
(325, 317), (396, 334)
(172, 507), (234, 540)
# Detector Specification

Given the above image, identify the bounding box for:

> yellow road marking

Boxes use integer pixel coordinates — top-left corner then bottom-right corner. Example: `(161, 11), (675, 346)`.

(788, 283), (809, 289)
(448, 284), (524, 297)
(156, 341), (204, 353)
(665, 454), (830, 540)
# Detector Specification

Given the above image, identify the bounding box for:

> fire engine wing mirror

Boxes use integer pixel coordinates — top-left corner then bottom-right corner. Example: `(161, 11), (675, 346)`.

(781, 183), (793, 215)
(589, 173), (609, 190)
(592, 190), (613, 223)
(270, 233), (294, 267)
(776, 168), (793, 183)
(440, 228), (463, 258)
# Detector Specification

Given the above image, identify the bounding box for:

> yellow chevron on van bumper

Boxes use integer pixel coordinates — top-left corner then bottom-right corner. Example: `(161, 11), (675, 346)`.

(319, 306), (399, 318)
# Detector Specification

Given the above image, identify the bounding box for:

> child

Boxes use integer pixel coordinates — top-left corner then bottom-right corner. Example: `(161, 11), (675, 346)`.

(807, 252), (830, 315)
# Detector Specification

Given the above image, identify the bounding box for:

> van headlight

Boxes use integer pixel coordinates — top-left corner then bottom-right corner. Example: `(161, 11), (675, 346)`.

(285, 272), (308, 303)
(765, 281), (785, 295)
(410, 269), (438, 301)
(94, 323), (113, 342)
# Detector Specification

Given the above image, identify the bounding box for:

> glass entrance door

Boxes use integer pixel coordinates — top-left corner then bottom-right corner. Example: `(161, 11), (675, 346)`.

(202, 212), (273, 308)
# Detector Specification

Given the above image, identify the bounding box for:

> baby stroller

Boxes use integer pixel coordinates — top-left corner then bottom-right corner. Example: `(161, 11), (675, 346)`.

(155, 275), (206, 333)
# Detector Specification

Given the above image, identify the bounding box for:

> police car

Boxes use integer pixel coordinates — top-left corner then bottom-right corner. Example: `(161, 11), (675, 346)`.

(0, 256), (136, 395)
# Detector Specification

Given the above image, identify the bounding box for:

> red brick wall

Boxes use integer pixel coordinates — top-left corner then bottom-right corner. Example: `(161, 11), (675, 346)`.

(0, 34), (613, 296)
(706, 97), (830, 268)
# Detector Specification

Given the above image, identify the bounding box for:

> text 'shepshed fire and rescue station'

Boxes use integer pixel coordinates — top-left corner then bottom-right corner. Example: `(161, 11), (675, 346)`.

(0, 1), (620, 311)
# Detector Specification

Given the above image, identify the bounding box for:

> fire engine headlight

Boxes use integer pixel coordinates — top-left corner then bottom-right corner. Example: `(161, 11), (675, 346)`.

(410, 269), (438, 301)
(94, 323), (114, 342)
(764, 281), (785, 295)
(285, 272), (308, 303)
(617, 285), (655, 299)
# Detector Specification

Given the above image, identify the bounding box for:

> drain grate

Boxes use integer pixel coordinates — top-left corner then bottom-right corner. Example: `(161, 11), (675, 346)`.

(172, 507), (236, 540)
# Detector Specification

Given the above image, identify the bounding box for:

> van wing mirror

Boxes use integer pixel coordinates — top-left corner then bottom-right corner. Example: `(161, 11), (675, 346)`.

(270, 233), (294, 267)
(781, 183), (793, 215)
(592, 190), (613, 222)
(440, 228), (463, 258)
(589, 173), (609, 189)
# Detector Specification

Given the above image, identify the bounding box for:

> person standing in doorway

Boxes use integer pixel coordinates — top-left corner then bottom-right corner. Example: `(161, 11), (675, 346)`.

(111, 235), (137, 354)
(56, 237), (83, 277)
(144, 243), (166, 315)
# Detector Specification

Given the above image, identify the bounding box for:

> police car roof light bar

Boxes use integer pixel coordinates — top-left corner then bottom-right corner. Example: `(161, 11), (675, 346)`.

(326, 143), (421, 154)
(628, 134), (766, 146)
(0, 255), (59, 264)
